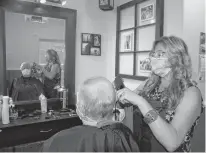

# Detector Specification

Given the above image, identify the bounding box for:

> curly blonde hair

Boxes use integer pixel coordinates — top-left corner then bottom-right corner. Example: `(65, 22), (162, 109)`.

(140, 36), (196, 109)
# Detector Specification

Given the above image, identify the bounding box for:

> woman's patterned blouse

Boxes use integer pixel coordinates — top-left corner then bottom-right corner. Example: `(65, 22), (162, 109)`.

(141, 82), (204, 152)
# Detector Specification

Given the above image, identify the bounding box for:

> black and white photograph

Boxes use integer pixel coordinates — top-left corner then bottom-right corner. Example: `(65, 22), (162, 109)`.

(137, 53), (151, 77)
(0, 0), (204, 152)
(90, 47), (101, 56)
(200, 32), (205, 55)
(123, 32), (133, 51)
(81, 42), (91, 55)
(140, 4), (154, 22)
(81, 33), (101, 56)
(99, 0), (108, 6)
(139, 58), (151, 72)
(82, 33), (93, 43)
(93, 34), (101, 47)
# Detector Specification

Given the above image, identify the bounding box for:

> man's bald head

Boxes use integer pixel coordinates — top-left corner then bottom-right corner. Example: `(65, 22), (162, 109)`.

(77, 77), (116, 122)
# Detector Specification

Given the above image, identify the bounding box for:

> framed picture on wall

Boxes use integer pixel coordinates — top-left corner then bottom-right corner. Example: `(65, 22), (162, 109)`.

(99, 0), (109, 6)
(198, 32), (205, 81)
(140, 3), (155, 22)
(91, 47), (101, 56)
(93, 34), (101, 47)
(200, 32), (205, 55)
(139, 57), (151, 73)
(120, 31), (134, 52)
(81, 33), (101, 56)
(136, 53), (151, 77)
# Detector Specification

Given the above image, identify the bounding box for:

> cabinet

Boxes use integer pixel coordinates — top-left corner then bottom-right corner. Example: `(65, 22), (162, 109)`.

(0, 116), (82, 151)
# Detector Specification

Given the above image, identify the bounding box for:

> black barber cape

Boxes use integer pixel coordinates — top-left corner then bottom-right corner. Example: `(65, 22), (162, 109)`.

(41, 122), (139, 152)
(9, 76), (44, 101)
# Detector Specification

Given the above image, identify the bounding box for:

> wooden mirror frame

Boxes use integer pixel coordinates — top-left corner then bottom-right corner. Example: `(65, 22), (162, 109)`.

(0, 0), (77, 106)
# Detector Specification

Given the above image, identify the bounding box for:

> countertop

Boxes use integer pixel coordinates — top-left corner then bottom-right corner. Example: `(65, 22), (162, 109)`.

(0, 111), (79, 129)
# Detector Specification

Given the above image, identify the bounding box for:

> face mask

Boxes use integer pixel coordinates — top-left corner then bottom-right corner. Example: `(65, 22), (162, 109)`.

(22, 69), (31, 77)
(150, 57), (171, 77)
(76, 106), (98, 127)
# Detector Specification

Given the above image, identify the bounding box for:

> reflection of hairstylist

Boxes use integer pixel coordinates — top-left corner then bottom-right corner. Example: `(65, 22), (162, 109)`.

(36, 49), (61, 98)
(117, 36), (204, 152)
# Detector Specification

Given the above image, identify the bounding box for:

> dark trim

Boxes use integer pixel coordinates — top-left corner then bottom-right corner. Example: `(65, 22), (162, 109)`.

(155, 0), (164, 40)
(64, 10), (77, 105)
(136, 23), (156, 29)
(119, 0), (146, 10)
(119, 50), (150, 54)
(119, 74), (148, 81)
(118, 23), (156, 32)
(115, 7), (121, 76)
(115, 0), (164, 80)
(0, 0), (77, 105)
(119, 27), (135, 32)
(0, 7), (6, 94)
(135, 50), (151, 53)
(0, 0), (76, 19)
(133, 3), (137, 76)
(119, 51), (135, 54)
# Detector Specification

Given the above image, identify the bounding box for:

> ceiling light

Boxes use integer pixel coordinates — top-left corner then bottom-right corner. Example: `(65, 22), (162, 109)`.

(40, 0), (46, 3)
(61, 0), (66, 6)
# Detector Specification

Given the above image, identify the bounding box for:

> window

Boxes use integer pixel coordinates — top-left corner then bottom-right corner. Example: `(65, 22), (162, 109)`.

(115, 0), (164, 80)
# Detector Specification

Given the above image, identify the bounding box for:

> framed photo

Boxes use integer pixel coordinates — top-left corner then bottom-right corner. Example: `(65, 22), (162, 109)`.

(137, 53), (151, 77)
(140, 3), (155, 22)
(200, 32), (205, 55)
(198, 32), (205, 81)
(82, 33), (93, 43)
(91, 47), (101, 56)
(121, 31), (134, 52)
(139, 58), (151, 72)
(81, 33), (101, 56)
(99, 0), (109, 6)
(81, 43), (90, 55)
(93, 34), (101, 47)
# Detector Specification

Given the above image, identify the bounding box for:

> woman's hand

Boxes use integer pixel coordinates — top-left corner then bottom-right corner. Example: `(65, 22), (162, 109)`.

(117, 88), (146, 106)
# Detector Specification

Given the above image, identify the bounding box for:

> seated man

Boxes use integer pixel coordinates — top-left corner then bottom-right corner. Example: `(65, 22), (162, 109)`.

(41, 77), (139, 152)
(9, 62), (45, 101)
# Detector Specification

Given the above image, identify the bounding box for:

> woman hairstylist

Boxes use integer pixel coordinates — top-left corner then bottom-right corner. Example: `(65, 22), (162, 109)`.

(117, 36), (203, 152)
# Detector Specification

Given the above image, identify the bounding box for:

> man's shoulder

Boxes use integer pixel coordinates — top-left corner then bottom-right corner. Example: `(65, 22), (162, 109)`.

(53, 125), (98, 138)
(100, 122), (134, 137)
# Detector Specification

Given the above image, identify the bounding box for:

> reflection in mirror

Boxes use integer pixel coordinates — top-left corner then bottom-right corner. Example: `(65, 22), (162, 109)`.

(5, 11), (66, 103)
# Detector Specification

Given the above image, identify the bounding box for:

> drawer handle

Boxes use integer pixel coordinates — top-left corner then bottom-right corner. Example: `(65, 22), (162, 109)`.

(40, 129), (52, 133)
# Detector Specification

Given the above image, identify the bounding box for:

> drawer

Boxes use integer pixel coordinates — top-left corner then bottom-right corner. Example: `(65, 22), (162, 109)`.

(0, 117), (82, 148)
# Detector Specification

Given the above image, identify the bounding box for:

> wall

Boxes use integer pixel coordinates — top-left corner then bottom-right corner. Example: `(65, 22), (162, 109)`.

(182, 0), (205, 100)
(182, 0), (205, 151)
(5, 11), (65, 70)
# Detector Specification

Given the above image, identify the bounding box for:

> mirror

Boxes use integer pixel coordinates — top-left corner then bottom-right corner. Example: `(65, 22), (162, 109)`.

(6, 11), (65, 103)
(5, 11), (65, 101)
(0, 0), (77, 107)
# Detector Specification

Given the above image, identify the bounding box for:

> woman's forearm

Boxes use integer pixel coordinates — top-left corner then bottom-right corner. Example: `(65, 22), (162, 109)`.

(136, 98), (180, 151)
